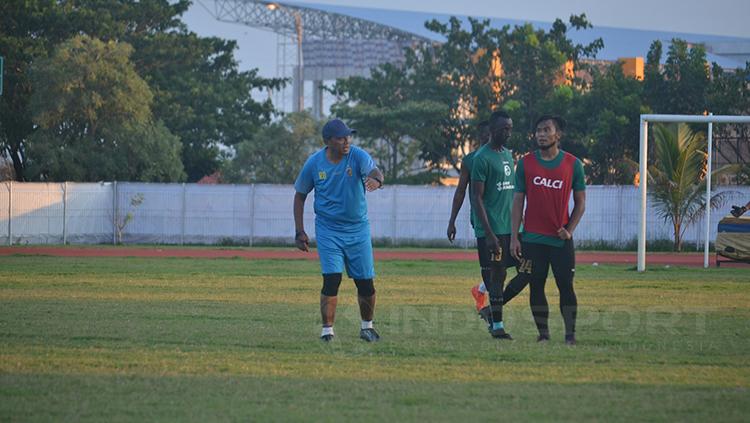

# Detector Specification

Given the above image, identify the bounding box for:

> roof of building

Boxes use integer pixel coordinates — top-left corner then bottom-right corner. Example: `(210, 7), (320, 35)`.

(292, 1), (750, 69)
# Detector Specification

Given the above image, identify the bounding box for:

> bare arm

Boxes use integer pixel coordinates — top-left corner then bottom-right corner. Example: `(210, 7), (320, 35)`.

(558, 190), (586, 240)
(510, 192), (525, 259)
(447, 166), (470, 242)
(511, 192), (524, 239)
(364, 168), (384, 192)
(293, 192), (309, 251)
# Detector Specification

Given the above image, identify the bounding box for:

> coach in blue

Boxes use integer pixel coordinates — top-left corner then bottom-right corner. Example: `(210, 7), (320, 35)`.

(293, 118), (385, 343)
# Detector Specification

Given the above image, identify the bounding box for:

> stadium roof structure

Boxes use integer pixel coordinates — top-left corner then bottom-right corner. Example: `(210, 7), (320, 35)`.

(200, 1), (750, 114)
(200, 1), (432, 81)
(204, 0), (431, 43)
(297, 1), (750, 69)
(202, 0), (750, 80)
(199, 1), (434, 114)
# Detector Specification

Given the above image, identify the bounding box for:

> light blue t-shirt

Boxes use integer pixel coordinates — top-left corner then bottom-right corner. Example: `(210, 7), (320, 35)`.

(294, 146), (376, 234)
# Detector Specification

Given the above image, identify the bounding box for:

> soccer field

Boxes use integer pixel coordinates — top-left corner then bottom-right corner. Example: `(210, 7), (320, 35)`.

(1, 255), (748, 422)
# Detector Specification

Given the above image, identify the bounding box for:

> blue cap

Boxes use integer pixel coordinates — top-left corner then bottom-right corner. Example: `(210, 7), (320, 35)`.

(322, 118), (356, 140)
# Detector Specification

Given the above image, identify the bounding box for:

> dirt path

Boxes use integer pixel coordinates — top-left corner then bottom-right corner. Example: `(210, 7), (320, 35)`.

(0, 246), (745, 268)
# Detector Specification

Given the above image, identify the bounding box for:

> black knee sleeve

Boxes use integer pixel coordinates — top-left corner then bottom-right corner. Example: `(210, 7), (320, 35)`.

(321, 273), (342, 296)
(354, 278), (375, 297)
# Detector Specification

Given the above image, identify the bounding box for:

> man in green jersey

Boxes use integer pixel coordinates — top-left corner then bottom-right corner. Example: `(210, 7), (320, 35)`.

(471, 110), (517, 340)
(447, 120), (530, 320)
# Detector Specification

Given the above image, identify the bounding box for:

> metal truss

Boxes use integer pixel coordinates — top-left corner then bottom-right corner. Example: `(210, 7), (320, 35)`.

(199, 0), (430, 43)
(198, 1), (431, 114)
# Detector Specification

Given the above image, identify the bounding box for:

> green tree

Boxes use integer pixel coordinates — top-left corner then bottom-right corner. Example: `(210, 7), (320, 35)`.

(333, 101), (446, 182)
(331, 62), (446, 182)
(222, 112), (322, 184)
(0, 0), (64, 180)
(421, 15), (603, 159)
(415, 17), (505, 172)
(331, 17), (512, 178)
(332, 15), (602, 178)
(0, 0), (190, 180)
(708, 63), (750, 115)
(501, 16), (602, 153)
(707, 63), (750, 184)
(644, 39), (710, 115)
(130, 32), (283, 181)
(0, 0), (281, 181)
(648, 124), (735, 251)
(26, 35), (184, 182)
(568, 63), (649, 184)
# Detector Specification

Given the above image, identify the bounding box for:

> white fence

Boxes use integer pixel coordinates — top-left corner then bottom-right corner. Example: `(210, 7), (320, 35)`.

(1, 182), (748, 247)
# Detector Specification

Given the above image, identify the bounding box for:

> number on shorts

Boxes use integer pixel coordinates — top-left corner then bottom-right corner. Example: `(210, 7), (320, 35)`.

(490, 247), (503, 263)
(517, 258), (533, 274)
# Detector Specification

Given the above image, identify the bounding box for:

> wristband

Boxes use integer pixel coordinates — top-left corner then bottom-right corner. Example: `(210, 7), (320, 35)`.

(295, 230), (306, 239)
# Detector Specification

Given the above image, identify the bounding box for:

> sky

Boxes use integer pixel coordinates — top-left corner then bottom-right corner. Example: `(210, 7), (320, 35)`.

(182, 0), (750, 110)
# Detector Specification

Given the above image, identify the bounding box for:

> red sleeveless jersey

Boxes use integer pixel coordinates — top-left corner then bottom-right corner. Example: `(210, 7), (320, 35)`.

(521, 152), (578, 237)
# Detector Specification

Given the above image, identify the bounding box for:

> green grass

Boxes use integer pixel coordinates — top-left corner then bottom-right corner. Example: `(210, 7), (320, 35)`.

(1, 255), (749, 422)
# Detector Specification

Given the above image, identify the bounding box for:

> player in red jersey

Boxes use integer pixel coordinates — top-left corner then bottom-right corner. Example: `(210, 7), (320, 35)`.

(510, 115), (586, 345)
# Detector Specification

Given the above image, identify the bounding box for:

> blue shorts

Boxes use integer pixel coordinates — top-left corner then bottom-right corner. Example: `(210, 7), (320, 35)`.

(316, 229), (375, 280)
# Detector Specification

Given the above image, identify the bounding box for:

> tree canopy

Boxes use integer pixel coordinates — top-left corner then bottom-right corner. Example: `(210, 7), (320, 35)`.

(2, 3), (748, 185)
(26, 35), (184, 182)
(331, 16), (748, 186)
(332, 15), (604, 176)
(0, 0), (282, 182)
(222, 112), (322, 184)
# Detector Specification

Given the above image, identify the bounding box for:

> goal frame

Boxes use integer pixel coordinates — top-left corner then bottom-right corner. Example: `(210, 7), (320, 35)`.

(637, 114), (750, 271)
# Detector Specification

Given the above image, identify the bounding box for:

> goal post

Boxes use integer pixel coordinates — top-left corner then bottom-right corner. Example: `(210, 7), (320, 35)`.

(638, 114), (750, 272)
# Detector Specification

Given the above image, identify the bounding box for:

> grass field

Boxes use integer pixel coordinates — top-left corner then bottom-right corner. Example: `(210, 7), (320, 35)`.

(1, 255), (749, 422)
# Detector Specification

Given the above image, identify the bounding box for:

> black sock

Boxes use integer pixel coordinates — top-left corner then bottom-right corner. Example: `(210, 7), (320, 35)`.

(487, 265), (506, 326)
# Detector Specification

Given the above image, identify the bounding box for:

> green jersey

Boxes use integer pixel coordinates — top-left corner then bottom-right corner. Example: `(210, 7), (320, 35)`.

(470, 144), (515, 238)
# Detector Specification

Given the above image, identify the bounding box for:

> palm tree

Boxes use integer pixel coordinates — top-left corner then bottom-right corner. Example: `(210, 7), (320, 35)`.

(648, 123), (736, 251)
